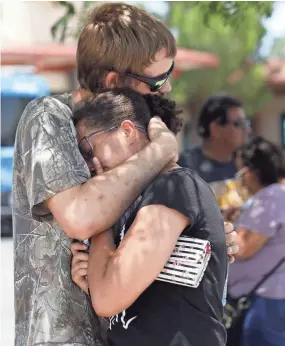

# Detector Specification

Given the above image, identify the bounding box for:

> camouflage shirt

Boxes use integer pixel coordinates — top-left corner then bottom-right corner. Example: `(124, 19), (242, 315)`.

(13, 94), (104, 346)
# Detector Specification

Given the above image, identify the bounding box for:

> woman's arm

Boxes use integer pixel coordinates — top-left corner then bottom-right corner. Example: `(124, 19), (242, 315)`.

(88, 204), (190, 317)
(234, 227), (269, 260)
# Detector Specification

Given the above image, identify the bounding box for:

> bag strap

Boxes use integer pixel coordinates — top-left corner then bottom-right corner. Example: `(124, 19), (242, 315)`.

(248, 256), (285, 297)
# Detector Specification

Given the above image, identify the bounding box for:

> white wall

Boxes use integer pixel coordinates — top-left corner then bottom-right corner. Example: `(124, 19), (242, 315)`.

(1, 1), (81, 92)
(1, 1), (78, 47)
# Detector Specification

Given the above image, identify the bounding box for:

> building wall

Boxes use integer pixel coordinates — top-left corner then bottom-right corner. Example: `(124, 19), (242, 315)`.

(1, 2), (78, 47)
(1, 1), (78, 93)
(255, 94), (285, 147)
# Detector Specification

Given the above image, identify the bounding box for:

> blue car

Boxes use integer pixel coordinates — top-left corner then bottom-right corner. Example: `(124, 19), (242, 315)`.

(1, 71), (50, 236)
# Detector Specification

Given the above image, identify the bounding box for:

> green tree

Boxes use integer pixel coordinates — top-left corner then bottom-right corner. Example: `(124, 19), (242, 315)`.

(269, 37), (285, 58)
(51, 1), (273, 44)
(165, 1), (273, 117)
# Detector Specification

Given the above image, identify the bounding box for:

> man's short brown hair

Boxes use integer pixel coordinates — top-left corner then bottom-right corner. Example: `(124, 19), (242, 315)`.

(77, 2), (177, 92)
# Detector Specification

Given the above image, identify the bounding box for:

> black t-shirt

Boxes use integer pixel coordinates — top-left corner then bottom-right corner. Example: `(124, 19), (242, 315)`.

(179, 146), (237, 183)
(107, 168), (227, 346)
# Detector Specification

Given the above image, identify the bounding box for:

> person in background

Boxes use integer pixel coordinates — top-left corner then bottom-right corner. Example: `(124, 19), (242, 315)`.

(71, 88), (228, 346)
(12, 3), (238, 345)
(179, 93), (251, 184)
(228, 136), (285, 346)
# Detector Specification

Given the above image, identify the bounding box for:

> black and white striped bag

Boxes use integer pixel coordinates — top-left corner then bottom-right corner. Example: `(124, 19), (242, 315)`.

(156, 235), (211, 288)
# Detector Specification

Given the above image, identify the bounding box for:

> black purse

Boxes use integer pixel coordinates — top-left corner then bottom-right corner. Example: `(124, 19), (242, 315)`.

(223, 256), (285, 346)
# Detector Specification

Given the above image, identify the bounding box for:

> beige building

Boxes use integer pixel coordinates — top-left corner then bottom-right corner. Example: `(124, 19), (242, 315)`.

(254, 60), (285, 148)
(255, 94), (285, 147)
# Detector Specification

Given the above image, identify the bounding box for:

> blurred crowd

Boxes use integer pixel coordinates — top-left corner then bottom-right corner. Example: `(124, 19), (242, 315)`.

(179, 93), (285, 346)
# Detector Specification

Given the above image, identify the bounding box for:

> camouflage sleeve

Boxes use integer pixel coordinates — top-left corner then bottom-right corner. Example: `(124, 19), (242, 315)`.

(21, 110), (90, 221)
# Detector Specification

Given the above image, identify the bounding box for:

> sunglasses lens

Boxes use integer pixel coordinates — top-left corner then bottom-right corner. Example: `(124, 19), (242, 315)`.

(233, 120), (250, 129)
(150, 78), (168, 92)
(125, 61), (174, 92)
(156, 79), (167, 88)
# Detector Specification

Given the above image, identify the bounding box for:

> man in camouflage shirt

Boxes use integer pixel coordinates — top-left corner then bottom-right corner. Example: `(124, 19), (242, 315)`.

(13, 4), (179, 345)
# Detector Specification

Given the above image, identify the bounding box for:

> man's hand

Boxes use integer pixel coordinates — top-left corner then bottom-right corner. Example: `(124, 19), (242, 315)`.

(71, 242), (90, 295)
(148, 116), (178, 162)
(224, 222), (239, 264)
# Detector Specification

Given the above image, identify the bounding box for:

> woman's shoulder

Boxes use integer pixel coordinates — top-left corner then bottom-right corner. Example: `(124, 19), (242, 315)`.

(255, 183), (285, 201)
(242, 183), (285, 215)
(142, 167), (211, 199)
(156, 167), (205, 182)
(143, 168), (191, 191)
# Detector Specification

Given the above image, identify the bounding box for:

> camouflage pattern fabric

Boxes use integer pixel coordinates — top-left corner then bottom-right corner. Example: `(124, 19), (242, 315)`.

(12, 94), (105, 345)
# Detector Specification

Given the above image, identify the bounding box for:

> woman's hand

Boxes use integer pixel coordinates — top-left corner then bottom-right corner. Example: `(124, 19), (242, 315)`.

(71, 241), (90, 295)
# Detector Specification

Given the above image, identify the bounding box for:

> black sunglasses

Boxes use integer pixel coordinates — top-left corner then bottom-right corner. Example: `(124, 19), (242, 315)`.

(124, 61), (175, 92)
(215, 117), (251, 130)
(230, 119), (251, 129)
(78, 124), (147, 160)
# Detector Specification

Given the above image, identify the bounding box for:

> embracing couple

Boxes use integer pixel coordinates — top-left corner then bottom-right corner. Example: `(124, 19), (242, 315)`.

(13, 3), (238, 346)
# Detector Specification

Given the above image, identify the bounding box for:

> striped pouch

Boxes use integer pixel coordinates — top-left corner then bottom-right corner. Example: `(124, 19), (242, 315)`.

(156, 235), (211, 288)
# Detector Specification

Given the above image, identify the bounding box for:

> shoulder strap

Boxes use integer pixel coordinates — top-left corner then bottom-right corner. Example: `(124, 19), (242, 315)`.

(248, 257), (285, 297)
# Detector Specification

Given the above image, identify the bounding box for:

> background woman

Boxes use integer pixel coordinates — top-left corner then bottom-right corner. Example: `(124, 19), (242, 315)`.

(228, 136), (285, 346)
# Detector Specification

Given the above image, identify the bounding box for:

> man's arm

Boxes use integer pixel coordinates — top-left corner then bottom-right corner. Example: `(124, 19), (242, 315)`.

(46, 118), (177, 240)
(88, 204), (190, 317)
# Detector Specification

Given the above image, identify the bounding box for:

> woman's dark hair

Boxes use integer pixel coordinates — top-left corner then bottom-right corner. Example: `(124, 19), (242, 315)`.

(234, 136), (285, 186)
(73, 87), (183, 134)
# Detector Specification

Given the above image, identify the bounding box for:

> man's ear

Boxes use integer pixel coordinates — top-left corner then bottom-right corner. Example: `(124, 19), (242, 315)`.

(120, 120), (137, 143)
(105, 72), (120, 88)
